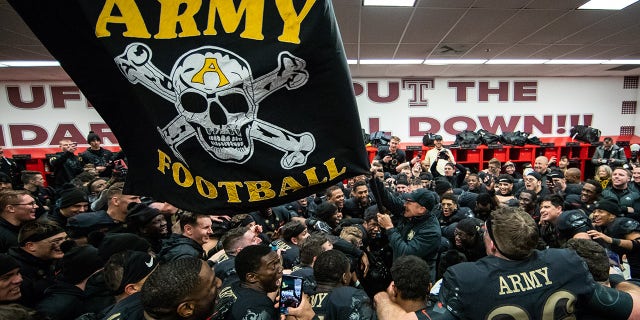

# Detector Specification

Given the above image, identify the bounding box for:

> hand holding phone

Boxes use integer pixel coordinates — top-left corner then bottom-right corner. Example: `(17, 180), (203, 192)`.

(280, 275), (304, 315)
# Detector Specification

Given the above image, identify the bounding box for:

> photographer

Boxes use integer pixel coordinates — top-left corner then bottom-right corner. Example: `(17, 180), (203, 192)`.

(423, 135), (455, 176)
(591, 137), (627, 167)
(79, 131), (114, 178)
(373, 136), (407, 174)
(48, 139), (84, 190)
(430, 150), (466, 189)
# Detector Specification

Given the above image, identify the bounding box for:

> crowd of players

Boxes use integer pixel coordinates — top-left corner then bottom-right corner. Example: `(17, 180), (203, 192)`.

(0, 132), (640, 319)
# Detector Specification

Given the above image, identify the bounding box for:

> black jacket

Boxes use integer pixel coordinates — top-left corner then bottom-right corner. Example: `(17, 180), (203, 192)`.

(49, 151), (84, 189)
(80, 148), (114, 167)
(37, 281), (86, 320)
(66, 210), (122, 238)
(159, 233), (205, 262)
(101, 292), (145, 320)
(342, 196), (375, 219)
(46, 207), (68, 229)
(0, 216), (20, 253)
(8, 247), (58, 308)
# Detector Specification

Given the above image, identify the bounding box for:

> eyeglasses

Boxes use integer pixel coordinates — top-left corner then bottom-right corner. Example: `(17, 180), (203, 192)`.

(11, 202), (37, 207)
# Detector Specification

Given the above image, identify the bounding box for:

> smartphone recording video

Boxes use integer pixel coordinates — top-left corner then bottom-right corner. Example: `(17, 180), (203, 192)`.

(279, 275), (303, 315)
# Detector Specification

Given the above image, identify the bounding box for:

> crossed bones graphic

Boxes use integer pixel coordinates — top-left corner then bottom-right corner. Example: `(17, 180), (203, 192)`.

(114, 43), (316, 169)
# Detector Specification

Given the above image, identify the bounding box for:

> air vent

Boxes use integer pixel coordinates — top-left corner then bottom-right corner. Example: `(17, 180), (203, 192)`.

(435, 45), (469, 56)
(624, 76), (639, 88)
(607, 65), (640, 71)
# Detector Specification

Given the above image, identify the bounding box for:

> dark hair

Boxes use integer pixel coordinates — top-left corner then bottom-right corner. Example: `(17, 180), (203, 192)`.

(220, 226), (250, 253)
(20, 170), (42, 185)
(229, 213), (254, 229)
(584, 179), (603, 194)
(315, 201), (338, 223)
(87, 177), (108, 194)
(437, 249), (467, 280)
(476, 193), (496, 207)
(280, 221), (306, 242)
(541, 194), (564, 208)
(178, 211), (208, 231)
(363, 205), (379, 222)
(103, 251), (126, 292)
(325, 185), (343, 199)
(235, 245), (272, 282)
(299, 233), (329, 265)
(313, 250), (350, 284)
(352, 180), (368, 191)
(440, 193), (458, 205)
(141, 258), (203, 318)
(390, 255), (430, 301)
(518, 189), (537, 201)
(564, 238), (609, 282)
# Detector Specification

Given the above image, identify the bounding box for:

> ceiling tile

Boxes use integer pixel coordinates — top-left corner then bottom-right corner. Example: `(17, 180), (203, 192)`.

(524, 10), (613, 44)
(401, 8), (467, 43)
(496, 44), (553, 58)
(527, 44), (585, 59)
(443, 9), (517, 43)
(360, 6), (414, 43)
(473, 0), (530, 9)
(358, 44), (399, 59)
(395, 43), (437, 59)
(483, 10), (567, 43)
(334, 3), (360, 43)
(415, 0), (474, 8)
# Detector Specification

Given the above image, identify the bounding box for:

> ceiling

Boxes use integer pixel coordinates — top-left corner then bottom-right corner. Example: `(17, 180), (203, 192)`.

(2, 0), (640, 80)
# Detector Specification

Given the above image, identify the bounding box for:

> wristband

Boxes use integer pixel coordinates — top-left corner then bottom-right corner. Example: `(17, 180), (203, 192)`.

(612, 238), (621, 246)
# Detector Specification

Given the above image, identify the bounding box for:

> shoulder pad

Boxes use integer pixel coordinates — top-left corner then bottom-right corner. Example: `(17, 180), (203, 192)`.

(557, 209), (592, 239)
(608, 218), (640, 238)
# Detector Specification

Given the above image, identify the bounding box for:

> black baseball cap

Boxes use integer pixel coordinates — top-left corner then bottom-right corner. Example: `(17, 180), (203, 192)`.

(405, 189), (436, 211)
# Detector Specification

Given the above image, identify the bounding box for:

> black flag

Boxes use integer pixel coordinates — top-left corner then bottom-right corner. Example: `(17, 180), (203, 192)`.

(9, 0), (369, 214)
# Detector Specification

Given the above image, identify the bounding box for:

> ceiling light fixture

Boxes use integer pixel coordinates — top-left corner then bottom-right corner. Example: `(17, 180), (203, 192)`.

(485, 59), (549, 65)
(0, 60), (61, 67)
(359, 59), (424, 64)
(363, 0), (416, 7)
(544, 60), (607, 64)
(578, 0), (639, 10)
(602, 60), (640, 64)
(424, 59), (487, 65)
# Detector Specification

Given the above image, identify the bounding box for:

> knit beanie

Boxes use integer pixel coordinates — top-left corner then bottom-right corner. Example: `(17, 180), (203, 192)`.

(126, 203), (162, 229)
(86, 131), (101, 143)
(595, 200), (621, 216)
(456, 218), (483, 235)
(58, 184), (89, 209)
(93, 232), (152, 263)
(0, 253), (19, 275)
(434, 180), (453, 195)
(60, 241), (103, 284)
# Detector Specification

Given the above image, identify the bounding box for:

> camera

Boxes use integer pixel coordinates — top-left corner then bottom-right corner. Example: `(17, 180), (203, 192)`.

(112, 159), (128, 182)
(438, 150), (449, 160)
